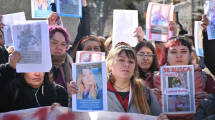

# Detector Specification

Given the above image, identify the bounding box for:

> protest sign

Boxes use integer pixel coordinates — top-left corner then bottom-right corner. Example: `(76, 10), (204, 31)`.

(31, 0), (54, 18)
(194, 21), (204, 56)
(76, 51), (105, 63)
(205, 0), (215, 40)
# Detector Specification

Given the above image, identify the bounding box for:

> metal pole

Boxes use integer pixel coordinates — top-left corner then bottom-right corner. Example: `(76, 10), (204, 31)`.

(100, 10), (103, 36)
(163, 0), (165, 4)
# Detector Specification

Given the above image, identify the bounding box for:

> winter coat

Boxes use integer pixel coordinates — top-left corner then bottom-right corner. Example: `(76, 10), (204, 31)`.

(0, 64), (68, 113)
(193, 94), (215, 120)
(203, 31), (215, 76)
(107, 83), (161, 116)
(145, 65), (215, 120)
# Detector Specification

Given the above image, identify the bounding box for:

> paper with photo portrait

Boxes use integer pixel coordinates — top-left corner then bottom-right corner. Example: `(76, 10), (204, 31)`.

(76, 51), (105, 63)
(11, 21), (52, 72)
(2, 12), (26, 46)
(72, 61), (107, 112)
(194, 21), (204, 56)
(160, 65), (195, 114)
(56, 0), (82, 18)
(112, 10), (138, 47)
(31, 0), (54, 18)
(204, 0), (215, 40)
(146, 2), (174, 41)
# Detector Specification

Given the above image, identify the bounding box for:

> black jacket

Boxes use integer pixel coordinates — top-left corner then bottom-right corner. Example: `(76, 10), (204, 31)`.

(0, 64), (68, 113)
(203, 31), (215, 76)
(193, 94), (215, 120)
(68, 6), (90, 54)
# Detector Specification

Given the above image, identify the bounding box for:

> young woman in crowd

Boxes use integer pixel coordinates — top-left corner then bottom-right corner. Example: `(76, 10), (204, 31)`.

(69, 42), (167, 120)
(144, 36), (215, 119)
(70, 35), (106, 62)
(77, 68), (102, 99)
(0, 51), (68, 112)
(135, 41), (159, 81)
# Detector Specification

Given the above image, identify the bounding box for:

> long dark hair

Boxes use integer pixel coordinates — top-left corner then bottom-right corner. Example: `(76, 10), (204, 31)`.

(16, 73), (54, 91)
(69, 35), (106, 62)
(135, 41), (159, 79)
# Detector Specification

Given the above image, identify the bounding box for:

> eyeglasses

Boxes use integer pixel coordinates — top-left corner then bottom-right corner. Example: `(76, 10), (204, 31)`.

(50, 39), (68, 49)
(155, 41), (165, 44)
(137, 54), (154, 59)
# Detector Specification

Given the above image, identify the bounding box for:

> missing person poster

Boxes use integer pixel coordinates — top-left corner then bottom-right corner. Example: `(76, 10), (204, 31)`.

(56, 0), (82, 18)
(146, 2), (174, 41)
(72, 61), (107, 112)
(31, 0), (54, 18)
(194, 21), (204, 56)
(76, 51), (105, 63)
(160, 65), (196, 114)
(205, 0), (215, 40)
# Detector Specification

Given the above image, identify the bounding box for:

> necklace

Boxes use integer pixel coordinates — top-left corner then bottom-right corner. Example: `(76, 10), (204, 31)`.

(113, 83), (130, 92)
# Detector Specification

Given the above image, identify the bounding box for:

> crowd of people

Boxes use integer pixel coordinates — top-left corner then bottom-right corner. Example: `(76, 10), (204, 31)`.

(0, 0), (215, 120)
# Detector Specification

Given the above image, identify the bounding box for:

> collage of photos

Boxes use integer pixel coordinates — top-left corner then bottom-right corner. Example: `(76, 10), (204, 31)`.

(146, 3), (174, 41)
(76, 51), (105, 63)
(72, 61), (107, 112)
(161, 66), (196, 114)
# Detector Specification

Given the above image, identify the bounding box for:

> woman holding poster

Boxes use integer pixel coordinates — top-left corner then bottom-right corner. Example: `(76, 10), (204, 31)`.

(145, 36), (215, 119)
(77, 68), (102, 99)
(69, 42), (167, 119)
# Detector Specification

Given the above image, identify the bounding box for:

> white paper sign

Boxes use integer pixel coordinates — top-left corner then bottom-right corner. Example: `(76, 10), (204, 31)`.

(112, 10), (138, 47)
(72, 61), (107, 112)
(76, 51), (105, 63)
(205, 0), (215, 40)
(2, 12), (26, 46)
(161, 65), (196, 114)
(11, 21), (52, 72)
(146, 3), (174, 41)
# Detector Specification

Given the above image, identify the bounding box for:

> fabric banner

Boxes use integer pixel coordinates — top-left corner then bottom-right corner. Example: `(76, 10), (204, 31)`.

(0, 106), (157, 120)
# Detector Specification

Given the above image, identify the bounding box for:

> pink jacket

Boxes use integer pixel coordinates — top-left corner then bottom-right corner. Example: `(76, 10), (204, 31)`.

(144, 65), (215, 120)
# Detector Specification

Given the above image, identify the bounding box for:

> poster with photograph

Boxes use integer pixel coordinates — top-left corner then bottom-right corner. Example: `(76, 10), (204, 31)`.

(194, 21), (204, 56)
(72, 61), (107, 112)
(146, 2), (174, 41)
(56, 0), (82, 18)
(31, 0), (54, 18)
(112, 10), (138, 47)
(205, 0), (215, 40)
(2, 12), (26, 46)
(76, 51), (105, 63)
(160, 65), (196, 114)
(11, 21), (52, 72)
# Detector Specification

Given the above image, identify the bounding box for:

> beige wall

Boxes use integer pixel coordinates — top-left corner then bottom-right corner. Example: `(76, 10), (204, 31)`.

(0, 0), (80, 43)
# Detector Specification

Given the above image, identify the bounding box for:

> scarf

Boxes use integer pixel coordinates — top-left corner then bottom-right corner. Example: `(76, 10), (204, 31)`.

(50, 53), (73, 89)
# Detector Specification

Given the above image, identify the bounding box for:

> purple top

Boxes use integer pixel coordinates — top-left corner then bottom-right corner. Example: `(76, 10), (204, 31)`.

(56, 69), (67, 89)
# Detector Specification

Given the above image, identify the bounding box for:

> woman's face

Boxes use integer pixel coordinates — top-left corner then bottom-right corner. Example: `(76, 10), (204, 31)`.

(111, 51), (135, 80)
(82, 41), (101, 52)
(24, 72), (45, 88)
(167, 45), (190, 66)
(177, 95), (181, 100)
(50, 32), (67, 55)
(191, 52), (197, 65)
(137, 47), (153, 73)
(82, 69), (94, 86)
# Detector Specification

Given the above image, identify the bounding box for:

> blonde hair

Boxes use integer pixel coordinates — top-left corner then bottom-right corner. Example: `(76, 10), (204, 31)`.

(77, 69), (97, 99)
(106, 43), (151, 114)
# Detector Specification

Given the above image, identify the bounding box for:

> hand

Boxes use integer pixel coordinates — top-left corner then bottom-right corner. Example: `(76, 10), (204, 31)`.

(157, 113), (168, 120)
(195, 91), (208, 103)
(82, 0), (87, 7)
(51, 103), (61, 111)
(134, 26), (144, 43)
(169, 21), (177, 36)
(201, 14), (209, 32)
(9, 51), (21, 69)
(68, 81), (78, 98)
(47, 12), (59, 26)
(0, 14), (5, 29)
(151, 88), (161, 98)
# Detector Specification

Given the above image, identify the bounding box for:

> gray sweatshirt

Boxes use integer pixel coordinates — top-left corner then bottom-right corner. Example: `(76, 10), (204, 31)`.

(107, 87), (161, 116)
